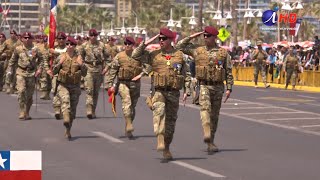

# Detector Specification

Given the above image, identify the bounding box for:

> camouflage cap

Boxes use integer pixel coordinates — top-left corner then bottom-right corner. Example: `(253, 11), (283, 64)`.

(57, 32), (67, 39)
(204, 26), (219, 36)
(89, 29), (99, 36)
(160, 28), (174, 39)
(256, 40), (263, 46)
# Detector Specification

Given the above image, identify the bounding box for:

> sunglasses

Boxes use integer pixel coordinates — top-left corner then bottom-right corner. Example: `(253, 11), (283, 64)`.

(124, 41), (133, 46)
(89, 34), (97, 37)
(203, 34), (213, 38)
(24, 37), (31, 39)
(66, 43), (75, 46)
(58, 38), (66, 40)
(158, 36), (168, 41)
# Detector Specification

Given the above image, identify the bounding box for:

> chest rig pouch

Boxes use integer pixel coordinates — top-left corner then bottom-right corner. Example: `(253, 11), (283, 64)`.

(58, 54), (81, 84)
(117, 52), (143, 80)
(153, 52), (184, 90)
(195, 47), (226, 82)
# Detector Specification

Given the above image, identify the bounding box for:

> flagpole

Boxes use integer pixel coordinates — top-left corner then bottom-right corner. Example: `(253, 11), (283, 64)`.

(18, 0), (21, 33)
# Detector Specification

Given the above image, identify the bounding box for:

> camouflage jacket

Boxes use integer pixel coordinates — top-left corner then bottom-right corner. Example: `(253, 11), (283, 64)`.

(284, 54), (299, 70)
(8, 43), (47, 77)
(43, 45), (67, 72)
(105, 50), (150, 88)
(0, 38), (23, 60)
(176, 36), (233, 91)
(132, 42), (191, 93)
(78, 41), (110, 73)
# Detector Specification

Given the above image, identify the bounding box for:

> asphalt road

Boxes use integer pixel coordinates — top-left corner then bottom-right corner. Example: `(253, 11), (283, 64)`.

(1, 80), (320, 180)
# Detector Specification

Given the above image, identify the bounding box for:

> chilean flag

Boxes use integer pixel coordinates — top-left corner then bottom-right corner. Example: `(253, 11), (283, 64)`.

(49, 0), (57, 68)
(0, 151), (42, 180)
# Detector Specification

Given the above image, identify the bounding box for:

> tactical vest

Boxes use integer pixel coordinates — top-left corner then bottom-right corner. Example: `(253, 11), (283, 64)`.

(83, 42), (105, 64)
(17, 46), (37, 72)
(286, 55), (299, 70)
(117, 51), (142, 81)
(152, 50), (185, 90)
(254, 50), (267, 64)
(194, 47), (226, 82)
(57, 53), (82, 84)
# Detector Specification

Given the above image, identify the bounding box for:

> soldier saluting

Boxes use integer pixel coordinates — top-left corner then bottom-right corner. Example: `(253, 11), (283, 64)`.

(52, 37), (87, 140)
(176, 26), (234, 154)
(132, 28), (190, 162)
(7, 32), (46, 120)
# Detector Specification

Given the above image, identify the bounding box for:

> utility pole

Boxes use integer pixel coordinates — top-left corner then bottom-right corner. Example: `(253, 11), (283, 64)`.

(18, 0), (21, 33)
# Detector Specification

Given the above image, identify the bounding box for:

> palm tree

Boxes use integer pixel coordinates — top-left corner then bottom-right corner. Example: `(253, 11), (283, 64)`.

(198, 0), (204, 31)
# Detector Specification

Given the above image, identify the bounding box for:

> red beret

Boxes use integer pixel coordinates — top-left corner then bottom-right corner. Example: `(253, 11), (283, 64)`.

(108, 36), (116, 42)
(57, 32), (67, 39)
(22, 32), (33, 39)
(125, 36), (135, 44)
(75, 35), (82, 40)
(66, 36), (77, 45)
(10, 29), (17, 35)
(204, 26), (219, 36)
(160, 28), (175, 39)
(89, 29), (99, 36)
(0, 33), (6, 39)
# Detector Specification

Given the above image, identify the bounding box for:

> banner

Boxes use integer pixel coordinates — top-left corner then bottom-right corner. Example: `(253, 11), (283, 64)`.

(294, 18), (302, 37)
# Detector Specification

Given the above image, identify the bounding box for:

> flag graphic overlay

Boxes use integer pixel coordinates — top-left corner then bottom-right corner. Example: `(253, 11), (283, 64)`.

(0, 151), (42, 180)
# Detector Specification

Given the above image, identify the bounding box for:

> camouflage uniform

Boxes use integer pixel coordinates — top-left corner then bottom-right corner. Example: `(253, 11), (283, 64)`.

(53, 51), (87, 139)
(105, 50), (146, 138)
(0, 38), (23, 93)
(78, 40), (109, 119)
(252, 46), (270, 88)
(132, 42), (191, 154)
(37, 43), (51, 100)
(0, 40), (6, 91)
(284, 53), (299, 90)
(7, 42), (46, 120)
(177, 36), (233, 153)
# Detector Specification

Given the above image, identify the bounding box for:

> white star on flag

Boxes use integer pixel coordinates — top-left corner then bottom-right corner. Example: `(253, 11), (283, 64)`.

(0, 153), (7, 169)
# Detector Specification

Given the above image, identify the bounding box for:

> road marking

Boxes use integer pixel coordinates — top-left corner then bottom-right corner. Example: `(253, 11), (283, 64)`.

(221, 106), (275, 110)
(171, 161), (225, 178)
(301, 125), (320, 128)
(265, 117), (320, 121)
(92, 131), (124, 143)
(10, 94), (17, 97)
(258, 97), (314, 103)
(234, 111), (307, 115)
(305, 103), (320, 107)
(297, 95), (318, 99)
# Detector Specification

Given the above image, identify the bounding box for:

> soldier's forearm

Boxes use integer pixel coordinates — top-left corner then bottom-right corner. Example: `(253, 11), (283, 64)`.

(175, 36), (192, 50)
(132, 43), (147, 59)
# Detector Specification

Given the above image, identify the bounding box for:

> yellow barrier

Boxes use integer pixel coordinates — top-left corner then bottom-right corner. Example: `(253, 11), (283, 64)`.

(232, 67), (320, 87)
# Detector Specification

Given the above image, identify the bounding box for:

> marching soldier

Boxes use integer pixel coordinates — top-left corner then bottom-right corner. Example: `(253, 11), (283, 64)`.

(37, 35), (51, 100)
(132, 28), (190, 161)
(283, 46), (299, 90)
(0, 30), (23, 94)
(47, 32), (67, 119)
(252, 40), (270, 88)
(0, 33), (6, 91)
(52, 37), (87, 140)
(176, 26), (234, 154)
(7, 32), (46, 120)
(105, 37), (146, 139)
(78, 29), (110, 119)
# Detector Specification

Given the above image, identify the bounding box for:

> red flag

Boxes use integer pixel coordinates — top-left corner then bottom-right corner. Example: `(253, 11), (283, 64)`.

(49, 0), (57, 69)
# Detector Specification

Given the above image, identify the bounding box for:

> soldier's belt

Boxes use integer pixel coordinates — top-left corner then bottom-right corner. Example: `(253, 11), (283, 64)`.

(85, 61), (102, 66)
(199, 80), (223, 86)
(18, 65), (35, 72)
(155, 86), (178, 91)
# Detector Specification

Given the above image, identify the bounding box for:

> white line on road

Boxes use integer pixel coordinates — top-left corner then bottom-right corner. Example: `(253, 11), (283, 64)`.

(265, 117), (320, 121)
(297, 95), (318, 99)
(305, 103), (320, 107)
(171, 161), (225, 178)
(92, 131), (124, 143)
(234, 111), (308, 115)
(221, 106), (275, 110)
(10, 94), (17, 97)
(301, 125), (320, 128)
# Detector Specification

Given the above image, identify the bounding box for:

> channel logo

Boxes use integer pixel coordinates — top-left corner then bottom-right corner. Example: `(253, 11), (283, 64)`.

(262, 7), (297, 26)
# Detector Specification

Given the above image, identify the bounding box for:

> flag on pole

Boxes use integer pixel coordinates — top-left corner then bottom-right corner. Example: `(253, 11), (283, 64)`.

(294, 18), (302, 37)
(0, 151), (42, 180)
(0, 4), (3, 13)
(49, 0), (57, 68)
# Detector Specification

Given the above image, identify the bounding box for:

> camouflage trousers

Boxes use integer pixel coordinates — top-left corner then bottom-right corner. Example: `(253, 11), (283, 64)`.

(16, 75), (35, 112)
(84, 72), (102, 111)
(0, 61), (5, 90)
(118, 82), (140, 120)
(51, 76), (61, 114)
(254, 63), (267, 85)
(57, 83), (81, 124)
(199, 84), (224, 143)
(152, 90), (180, 146)
(39, 70), (52, 92)
(6, 66), (17, 91)
(286, 69), (298, 86)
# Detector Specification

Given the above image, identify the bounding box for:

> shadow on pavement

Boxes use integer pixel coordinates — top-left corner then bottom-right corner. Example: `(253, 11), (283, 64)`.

(70, 135), (100, 141)
(118, 135), (156, 139)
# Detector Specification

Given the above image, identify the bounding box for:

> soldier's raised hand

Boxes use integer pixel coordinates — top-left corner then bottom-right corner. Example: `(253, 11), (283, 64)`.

(144, 34), (160, 45)
(189, 31), (205, 38)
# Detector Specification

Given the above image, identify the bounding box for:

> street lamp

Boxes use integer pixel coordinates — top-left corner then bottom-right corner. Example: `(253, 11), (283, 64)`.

(160, 8), (181, 29)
